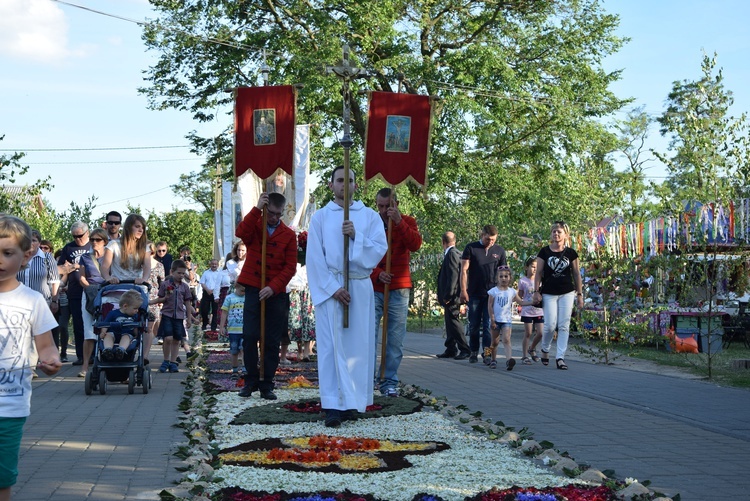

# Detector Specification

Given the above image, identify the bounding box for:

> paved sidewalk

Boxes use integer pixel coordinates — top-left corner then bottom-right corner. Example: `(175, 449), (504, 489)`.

(15, 349), (187, 501)
(399, 327), (750, 501)
(15, 328), (750, 501)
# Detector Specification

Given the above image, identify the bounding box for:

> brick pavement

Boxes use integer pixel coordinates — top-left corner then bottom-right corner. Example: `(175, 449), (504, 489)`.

(15, 326), (750, 501)
(15, 348), (187, 501)
(399, 325), (750, 501)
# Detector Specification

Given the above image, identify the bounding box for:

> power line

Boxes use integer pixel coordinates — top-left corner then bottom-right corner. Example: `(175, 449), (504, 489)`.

(0, 145), (191, 152)
(51, 0), (278, 58)
(24, 158), (200, 165)
(97, 185), (174, 207)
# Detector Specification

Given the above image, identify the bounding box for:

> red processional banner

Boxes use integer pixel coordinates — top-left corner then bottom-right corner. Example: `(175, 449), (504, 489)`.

(364, 91), (433, 187)
(234, 85), (297, 179)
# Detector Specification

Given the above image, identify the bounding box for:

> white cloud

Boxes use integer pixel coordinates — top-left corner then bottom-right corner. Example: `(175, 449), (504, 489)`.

(0, 0), (86, 63)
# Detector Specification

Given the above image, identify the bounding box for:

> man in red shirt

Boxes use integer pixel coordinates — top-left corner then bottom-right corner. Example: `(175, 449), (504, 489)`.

(371, 188), (423, 397)
(235, 192), (297, 400)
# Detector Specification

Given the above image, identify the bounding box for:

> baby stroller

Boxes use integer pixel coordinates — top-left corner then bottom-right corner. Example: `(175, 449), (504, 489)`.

(84, 283), (152, 395)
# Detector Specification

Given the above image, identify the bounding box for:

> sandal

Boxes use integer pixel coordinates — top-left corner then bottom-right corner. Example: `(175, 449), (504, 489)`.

(556, 359), (568, 370)
(528, 349), (539, 362)
(540, 350), (549, 366)
(522, 357), (532, 365)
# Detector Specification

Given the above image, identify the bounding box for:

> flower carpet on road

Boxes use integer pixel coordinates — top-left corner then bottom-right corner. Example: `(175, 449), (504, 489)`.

(204, 348), (318, 393)
(166, 338), (668, 501)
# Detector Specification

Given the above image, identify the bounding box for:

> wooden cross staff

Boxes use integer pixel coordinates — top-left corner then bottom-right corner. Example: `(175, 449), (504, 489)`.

(326, 44), (370, 327)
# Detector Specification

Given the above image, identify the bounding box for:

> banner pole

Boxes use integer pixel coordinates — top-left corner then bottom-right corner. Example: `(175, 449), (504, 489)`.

(258, 55), (270, 380)
(259, 205), (267, 381)
(379, 186), (395, 381)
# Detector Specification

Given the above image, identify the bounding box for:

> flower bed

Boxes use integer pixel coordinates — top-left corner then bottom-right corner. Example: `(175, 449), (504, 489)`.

(164, 334), (668, 501)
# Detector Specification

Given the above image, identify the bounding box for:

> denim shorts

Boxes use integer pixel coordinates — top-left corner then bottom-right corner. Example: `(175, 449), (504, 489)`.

(228, 333), (244, 355)
(0, 417), (26, 488)
(492, 322), (512, 331)
(159, 316), (187, 340)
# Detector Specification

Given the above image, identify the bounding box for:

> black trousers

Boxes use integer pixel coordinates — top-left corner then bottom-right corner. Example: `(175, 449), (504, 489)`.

(69, 296), (85, 360)
(443, 300), (470, 354)
(242, 287), (289, 391)
(200, 293), (218, 331)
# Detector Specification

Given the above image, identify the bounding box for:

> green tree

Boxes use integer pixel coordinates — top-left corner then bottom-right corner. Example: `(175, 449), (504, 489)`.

(654, 52), (750, 210)
(146, 209), (214, 272)
(141, 0), (629, 243)
(0, 134), (51, 216)
(611, 106), (657, 221)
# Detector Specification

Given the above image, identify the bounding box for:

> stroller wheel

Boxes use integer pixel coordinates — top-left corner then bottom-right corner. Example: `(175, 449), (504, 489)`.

(84, 369), (93, 395)
(142, 367), (151, 394)
(128, 369), (136, 394)
(99, 370), (107, 395)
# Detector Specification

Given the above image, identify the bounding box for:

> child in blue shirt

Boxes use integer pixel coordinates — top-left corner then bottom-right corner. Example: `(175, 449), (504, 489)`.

(219, 283), (246, 380)
(99, 289), (142, 361)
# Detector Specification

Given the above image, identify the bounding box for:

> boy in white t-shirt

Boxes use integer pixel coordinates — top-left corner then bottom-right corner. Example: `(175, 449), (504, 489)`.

(0, 215), (62, 499)
(487, 265), (527, 371)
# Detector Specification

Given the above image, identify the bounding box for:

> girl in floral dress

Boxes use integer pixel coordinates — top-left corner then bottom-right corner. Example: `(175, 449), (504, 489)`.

(288, 264), (315, 361)
(146, 241), (166, 349)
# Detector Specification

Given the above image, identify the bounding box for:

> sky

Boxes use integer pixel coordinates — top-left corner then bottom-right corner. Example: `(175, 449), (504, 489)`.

(1, 0), (749, 218)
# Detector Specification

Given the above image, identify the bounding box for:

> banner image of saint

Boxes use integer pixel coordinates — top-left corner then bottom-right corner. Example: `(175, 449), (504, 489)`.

(254, 109), (276, 145)
(385, 115), (411, 153)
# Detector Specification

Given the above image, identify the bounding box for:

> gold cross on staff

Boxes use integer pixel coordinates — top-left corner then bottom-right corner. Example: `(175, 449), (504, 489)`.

(325, 44), (372, 327)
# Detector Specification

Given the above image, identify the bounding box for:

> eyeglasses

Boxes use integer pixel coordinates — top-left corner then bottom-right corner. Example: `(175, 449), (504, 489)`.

(90, 238), (105, 242)
(156, 249), (167, 254)
(267, 209), (282, 218)
(106, 220), (121, 225)
(553, 220), (566, 226)
(72, 233), (87, 239)
(40, 246), (50, 251)
(498, 265), (511, 271)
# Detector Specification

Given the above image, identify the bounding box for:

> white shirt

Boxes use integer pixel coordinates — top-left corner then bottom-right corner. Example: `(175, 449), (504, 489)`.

(200, 268), (226, 294)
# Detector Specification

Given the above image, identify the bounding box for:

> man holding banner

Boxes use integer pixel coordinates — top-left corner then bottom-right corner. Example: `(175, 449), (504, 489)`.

(235, 192), (297, 400)
(306, 166), (388, 427)
(371, 188), (422, 397)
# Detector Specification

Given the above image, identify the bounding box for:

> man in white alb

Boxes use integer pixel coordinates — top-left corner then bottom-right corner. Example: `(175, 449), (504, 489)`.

(306, 165), (388, 428)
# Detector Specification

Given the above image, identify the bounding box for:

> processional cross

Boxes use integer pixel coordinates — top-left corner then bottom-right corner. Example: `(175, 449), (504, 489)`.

(326, 44), (371, 327)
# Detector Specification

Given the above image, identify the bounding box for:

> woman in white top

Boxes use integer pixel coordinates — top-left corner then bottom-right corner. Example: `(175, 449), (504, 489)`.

(224, 241), (246, 285)
(101, 214), (151, 285)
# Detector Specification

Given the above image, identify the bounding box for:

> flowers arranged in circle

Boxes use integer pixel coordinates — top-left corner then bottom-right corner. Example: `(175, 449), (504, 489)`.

(230, 395), (421, 426)
(283, 402), (383, 414)
(217, 434), (450, 473)
(175, 332), (646, 501)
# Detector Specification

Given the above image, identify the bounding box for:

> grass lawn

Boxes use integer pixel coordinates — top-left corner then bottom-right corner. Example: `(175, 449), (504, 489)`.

(625, 343), (750, 388)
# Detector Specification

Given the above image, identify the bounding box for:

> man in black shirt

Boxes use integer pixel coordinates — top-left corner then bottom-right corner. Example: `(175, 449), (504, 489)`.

(459, 225), (507, 364)
(57, 221), (92, 365)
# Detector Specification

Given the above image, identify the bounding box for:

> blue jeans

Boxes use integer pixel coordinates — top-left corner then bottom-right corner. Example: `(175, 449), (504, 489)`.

(468, 295), (491, 353)
(374, 288), (409, 391)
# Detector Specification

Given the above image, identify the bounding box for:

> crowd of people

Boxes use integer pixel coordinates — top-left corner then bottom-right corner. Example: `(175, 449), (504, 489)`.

(437, 221), (584, 372)
(0, 167), (586, 500)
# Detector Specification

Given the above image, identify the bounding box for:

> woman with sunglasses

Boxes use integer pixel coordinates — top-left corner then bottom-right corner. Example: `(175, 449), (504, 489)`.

(531, 221), (584, 370)
(100, 214), (151, 285)
(77, 228), (109, 377)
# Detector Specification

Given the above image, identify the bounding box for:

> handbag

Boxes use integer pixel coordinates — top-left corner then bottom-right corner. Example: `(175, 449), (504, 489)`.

(84, 284), (100, 316)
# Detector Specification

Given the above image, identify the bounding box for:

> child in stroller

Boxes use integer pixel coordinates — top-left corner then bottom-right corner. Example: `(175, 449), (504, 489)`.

(85, 283), (152, 395)
(99, 289), (142, 361)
